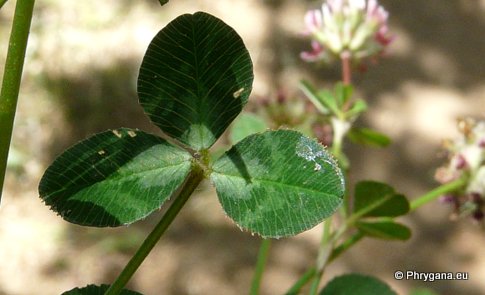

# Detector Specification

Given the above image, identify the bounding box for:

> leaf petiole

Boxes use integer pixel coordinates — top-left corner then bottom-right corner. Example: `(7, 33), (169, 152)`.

(105, 167), (205, 295)
(410, 177), (466, 211)
(284, 267), (316, 295)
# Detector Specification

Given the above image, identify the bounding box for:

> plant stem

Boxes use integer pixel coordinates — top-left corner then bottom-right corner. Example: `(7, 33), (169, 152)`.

(308, 218), (334, 295)
(250, 238), (271, 295)
(289, 177), (465, 295)
(285, 267), (316, 295)
(105, 168), (205, 295)
(304, 49), (355, 295)
(307, 114), (350, 294)
(285, 226), (363, 294)
(328, 231), (364, 263)
(330, 118), (350, 163)
(410, 178), (466, 212)
(308, 273), (322, 295)
(0, 0), (35, 203)
(341, 53), (352, 86)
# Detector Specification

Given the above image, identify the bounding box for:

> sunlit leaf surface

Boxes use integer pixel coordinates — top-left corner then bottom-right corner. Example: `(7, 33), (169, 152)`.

(211, 130), (345, 238)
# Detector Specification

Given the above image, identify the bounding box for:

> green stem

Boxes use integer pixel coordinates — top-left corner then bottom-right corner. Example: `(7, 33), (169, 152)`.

(307, 116), (349, 294)
(321, 217), (332, 246)
(0, 0), (35, 203)
(285, 268), (316, 295)
(304, 53), (356, 295)
(308, 273), (321, 295)
(105, 168), (204, 295)
(328, 231), (364, 263)
(345, 194), (393, 226)
(330, 120), (343, 161)
(326, 179), (465, 263)
(410, 177), (466, 212)
(250, 238), (271, 295)
(309, 218), (334, 295)
(288, 177), (466, 295)
(285, 229), (363, 295)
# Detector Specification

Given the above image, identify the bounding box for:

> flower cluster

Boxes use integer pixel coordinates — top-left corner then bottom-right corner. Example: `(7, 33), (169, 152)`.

(435, 119), (485, 221)
(301, 0), (393, 65)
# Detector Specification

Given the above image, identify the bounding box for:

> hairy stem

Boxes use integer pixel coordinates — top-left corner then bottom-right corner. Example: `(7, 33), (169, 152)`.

(0, 0), (35, 203)
(250, 238), (271, 295)
(410, 178), (466, 212)
(105, 168), (205, 295)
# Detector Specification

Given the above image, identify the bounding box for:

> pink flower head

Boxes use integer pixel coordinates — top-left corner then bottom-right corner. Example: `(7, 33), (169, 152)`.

(436, 119), (485, 222)
(301, 0), (393, 65)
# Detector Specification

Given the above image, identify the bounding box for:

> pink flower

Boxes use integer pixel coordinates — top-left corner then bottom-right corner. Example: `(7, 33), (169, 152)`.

(303, 9), (323, 35)
(436, 119), (485, 222)
(301, 0), (393, 65)
(300, 40), (326, 62)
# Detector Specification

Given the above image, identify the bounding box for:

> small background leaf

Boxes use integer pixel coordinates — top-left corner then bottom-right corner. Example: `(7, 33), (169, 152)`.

(318, 89), (340, 115)
(158, 0), (169, 6)
(320, 273), (397, 295)
(39, 128), (192, 227)
(62, 284), (142, 295)
(229, 112), (268, 144)
(211, 130), (344, 238)
(356, 220), (411, 240)
(353, 181), (409, 218)
(138, 12), (253, 150)
(346, 99), (367, 118)
(347, 127), (391, 147)
(299, 80), (330, 114)
(334, 82), (353, 107)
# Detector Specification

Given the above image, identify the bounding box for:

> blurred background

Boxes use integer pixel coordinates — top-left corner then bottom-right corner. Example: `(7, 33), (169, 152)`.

(1, 0), (485, 294)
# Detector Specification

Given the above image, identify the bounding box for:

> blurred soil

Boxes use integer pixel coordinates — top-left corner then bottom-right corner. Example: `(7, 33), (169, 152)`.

(1, 0), (485, 294)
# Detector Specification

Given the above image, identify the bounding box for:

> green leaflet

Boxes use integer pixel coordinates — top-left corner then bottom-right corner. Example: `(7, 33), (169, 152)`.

(211, 130), (345, 238)
(353, 181), (409, 218)
(356, 220), (411, 240)
(138, 12), (253, 151)
(347, 127), (391, 147)
(229, 112), (268, 145)
(351, 181), (411, 241)
(39, 128), (192, 227)
(320, 273), (397, 295)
